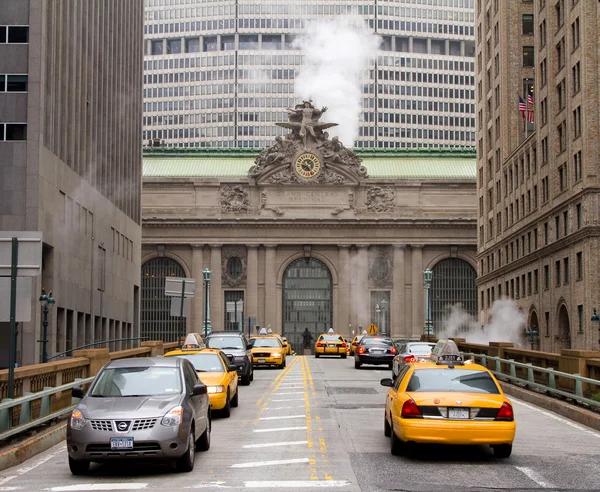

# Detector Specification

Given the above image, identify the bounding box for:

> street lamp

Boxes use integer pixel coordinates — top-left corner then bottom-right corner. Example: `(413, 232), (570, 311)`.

(381, 298), (388, 336)
(525, 327), (539, 350)
(423, 269), (433, 341)
(38, 289), (55, 363)
(202, 268), (211, 338)
(592, 308), (600, 346)
(375, 303), (381, 331)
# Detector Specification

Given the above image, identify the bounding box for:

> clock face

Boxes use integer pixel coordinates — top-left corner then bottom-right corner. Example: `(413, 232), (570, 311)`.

(295, 153), (321, 178)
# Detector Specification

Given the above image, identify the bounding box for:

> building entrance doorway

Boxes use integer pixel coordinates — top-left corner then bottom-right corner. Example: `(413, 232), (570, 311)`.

(282, 258), (332, 353)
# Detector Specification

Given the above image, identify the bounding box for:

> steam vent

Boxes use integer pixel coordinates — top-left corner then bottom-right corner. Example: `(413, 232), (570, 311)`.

(142, 101), (478, 349)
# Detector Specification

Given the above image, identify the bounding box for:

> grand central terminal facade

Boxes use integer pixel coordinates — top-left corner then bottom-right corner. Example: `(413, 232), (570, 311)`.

(141, 105), (478, 349)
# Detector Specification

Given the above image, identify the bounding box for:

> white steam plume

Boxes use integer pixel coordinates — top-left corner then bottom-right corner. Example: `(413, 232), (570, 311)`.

(293, 16), (381, 146)
(437, 299), (527, 347)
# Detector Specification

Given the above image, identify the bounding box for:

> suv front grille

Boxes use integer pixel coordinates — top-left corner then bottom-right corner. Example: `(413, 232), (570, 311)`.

(131, 418), (157, 431)
(86, 442), (161, 452)
(88, 419), (158, 432)
(89, 420), (113, 432)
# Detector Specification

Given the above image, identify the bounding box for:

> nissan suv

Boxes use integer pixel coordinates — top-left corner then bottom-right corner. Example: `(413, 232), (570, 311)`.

(204, 331), (253, 385)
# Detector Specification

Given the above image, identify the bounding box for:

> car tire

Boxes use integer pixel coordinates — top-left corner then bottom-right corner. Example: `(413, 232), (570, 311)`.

(282, 359), (287, 368)
(341, 354), (347, 359)
(493, 444), (512, 458)
(388, 362), (393, 369)
(355, 361), (361, 369)
(176, 427), (195, 472)
(196, 414), (211, 451)
(315, 353), (320, 358)
(249, 370), (254, 382)
(384, 413), (391, 437)
(222, 393), (231, 418)
(231, 388), (239, 408)
(68, 457), (90, 475)
(241, 372), (251, 386)
(390, 423), (404, 456)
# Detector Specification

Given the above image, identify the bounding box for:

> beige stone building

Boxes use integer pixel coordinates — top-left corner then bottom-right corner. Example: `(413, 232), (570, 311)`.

(142, 146), (478, 350)
(476, 1), (600, 351)
(0, 1), (144, 365)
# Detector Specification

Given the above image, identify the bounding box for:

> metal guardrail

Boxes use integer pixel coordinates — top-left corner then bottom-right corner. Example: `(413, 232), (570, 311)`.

(0, 376), (94, 441)
(464, 352), (600, 409)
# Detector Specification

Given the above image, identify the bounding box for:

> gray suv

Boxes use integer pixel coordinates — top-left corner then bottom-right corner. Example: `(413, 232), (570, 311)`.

(67, 357), (211, 474)
(204, 331), (253, 385)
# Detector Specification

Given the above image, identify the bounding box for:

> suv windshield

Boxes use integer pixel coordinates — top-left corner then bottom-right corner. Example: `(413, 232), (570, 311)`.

(90, 366), (182, 397)
(174, 353), (225, 372)
(206, 336), (244, 350)
(406, 369), (500, 394)
(251, 338), (281, 348)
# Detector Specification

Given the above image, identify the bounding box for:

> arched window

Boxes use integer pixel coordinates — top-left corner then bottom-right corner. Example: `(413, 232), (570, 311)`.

(141, 257), (186, 343)
(226, 256), (243, 279)
(557, 304), (571, 349)
(430, 258), (477, 333)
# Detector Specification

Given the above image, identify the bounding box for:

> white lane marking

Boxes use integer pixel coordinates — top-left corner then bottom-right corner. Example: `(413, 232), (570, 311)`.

(232, 458), (310, 468)
(265, 406), (304, 410)
(271, 398), (305, 402)
(16, 446), (65, 475)
(253, 426), (307, 433)
(373, 370), (381, 373)
(243, 440), (308, 449)
(0, 488), (19, 491)
(244, 481), (351, 488)
(273, 391), (305, 395)
(47, 485), (148, 491)
(512, 399), (600, 439)
(259, 414), (306, 420)
(515, 467), (553, 488)
(0, 478), (16, 486)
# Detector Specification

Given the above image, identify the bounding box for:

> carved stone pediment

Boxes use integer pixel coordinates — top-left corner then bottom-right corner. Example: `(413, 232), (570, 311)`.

(220, 185), (249, 213)
(248, 100), (368, 185)
(366, 186), (396, 212)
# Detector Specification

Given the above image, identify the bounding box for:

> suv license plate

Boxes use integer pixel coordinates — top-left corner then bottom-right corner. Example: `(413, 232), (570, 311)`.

(448, 408), (469, 419)
(110, 437), (133, 450)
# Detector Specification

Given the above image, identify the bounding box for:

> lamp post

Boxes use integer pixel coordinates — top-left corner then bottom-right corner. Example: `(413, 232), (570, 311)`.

(381, 298), (388, 336)
(525, 327), (539, 350)
(38, 289), (55, 363)
(423, 269), (433, 341)
(202, 268), (211, 338)
(375, 303), (381, 332)
(592, 308), (600, 346)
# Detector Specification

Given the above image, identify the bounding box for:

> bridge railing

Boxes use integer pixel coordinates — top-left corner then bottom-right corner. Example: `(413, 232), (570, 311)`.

(464, 352), (600, 410)
(0, 340), (179, 438)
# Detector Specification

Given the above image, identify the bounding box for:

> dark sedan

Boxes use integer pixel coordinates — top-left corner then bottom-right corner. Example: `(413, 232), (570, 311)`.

(354, 336), (397, 369)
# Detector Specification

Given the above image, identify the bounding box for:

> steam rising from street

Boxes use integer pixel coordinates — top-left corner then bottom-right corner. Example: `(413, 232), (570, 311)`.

(293, 16), (381, 146)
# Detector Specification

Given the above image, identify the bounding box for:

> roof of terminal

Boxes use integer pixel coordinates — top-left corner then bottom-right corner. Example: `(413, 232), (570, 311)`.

(143, 148), (476, 180)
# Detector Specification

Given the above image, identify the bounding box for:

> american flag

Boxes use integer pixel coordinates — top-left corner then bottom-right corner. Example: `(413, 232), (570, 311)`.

(518, 95), (527, 119)
(527, 92), (534, 106)
(527, 108), (535, 123)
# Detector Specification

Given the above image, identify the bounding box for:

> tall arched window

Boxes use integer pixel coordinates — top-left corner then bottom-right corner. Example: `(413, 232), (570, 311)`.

(430, 258), (477, 332)
(141, 257), (186, 343)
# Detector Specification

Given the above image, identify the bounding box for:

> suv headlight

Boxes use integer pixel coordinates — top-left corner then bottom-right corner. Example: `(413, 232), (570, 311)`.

(207, 385), (225, 394)
(233, 356), (247, 362)
(272, 353), (282, 357)
(70, 408), (87, 430)
(161, 406), (183, 427)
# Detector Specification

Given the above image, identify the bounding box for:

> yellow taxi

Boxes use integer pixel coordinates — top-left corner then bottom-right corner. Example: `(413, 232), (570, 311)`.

(314, 330), (347, 359)
(281, 337), (293, 355)
(164, 333), (239, 418)
(381, 339), (516, 458)
(349, 335), (365, 355)
(249, 329), (286, 368)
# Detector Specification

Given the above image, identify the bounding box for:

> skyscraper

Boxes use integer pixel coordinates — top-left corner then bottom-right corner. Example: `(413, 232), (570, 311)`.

(0, 1), (144, 365)
(476, 0), (600, 351)
(142, 0), (476, 149)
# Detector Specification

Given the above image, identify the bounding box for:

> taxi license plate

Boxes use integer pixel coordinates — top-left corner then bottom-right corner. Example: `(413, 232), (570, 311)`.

(448, 408), (469, 419)
(328, 344), (336, 348)
(258, 358), (266, 363)
(110, 437), (133, 450)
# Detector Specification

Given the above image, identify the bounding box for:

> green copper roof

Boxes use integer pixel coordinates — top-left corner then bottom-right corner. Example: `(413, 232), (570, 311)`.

(143, 148), (476, 179)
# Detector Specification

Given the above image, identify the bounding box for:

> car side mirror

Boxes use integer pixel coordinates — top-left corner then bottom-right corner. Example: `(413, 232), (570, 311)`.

(228, 364), (237, 372)
(72, 386), (84, 399)
(283, 343), (288, 348)
(380, 378), (394, 387)
(247, 343), (253, 350)
(193, 383), (207, 396)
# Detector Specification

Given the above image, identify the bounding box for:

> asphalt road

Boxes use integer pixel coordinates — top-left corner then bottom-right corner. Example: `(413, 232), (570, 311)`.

(2, 355), (600, 491)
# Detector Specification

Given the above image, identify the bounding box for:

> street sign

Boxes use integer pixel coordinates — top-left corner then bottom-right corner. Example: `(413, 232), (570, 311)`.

(367, 323), (379, 335)
(170, 297), (191, 317)
(0, 232), (43, 277)
(0, 277), (32, 322)
(164, 277), (196, 298)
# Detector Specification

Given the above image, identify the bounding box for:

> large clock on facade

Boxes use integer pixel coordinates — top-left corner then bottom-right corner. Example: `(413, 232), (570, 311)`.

(295, 152), (321, 178)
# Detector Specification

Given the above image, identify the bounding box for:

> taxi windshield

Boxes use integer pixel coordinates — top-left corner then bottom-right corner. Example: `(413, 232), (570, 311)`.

(174, 353), (225, 372)
(206, 337), (244, 350)
(407, 344), (435, 355)
(251, 338), (281, 348)
(320, 335), (343, 342)
(91, 367), (182, 397)
(407, 369), (500, 394)
(362, 338), (393, 346)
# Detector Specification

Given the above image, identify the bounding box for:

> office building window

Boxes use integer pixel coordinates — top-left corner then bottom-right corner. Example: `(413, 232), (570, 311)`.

(545, 311), (550, 336)
(523, 46), (534, 66)
(555, 215), (560, 240)
(563, 257), (569, 284)
(576, 252), (583, 280)
(0, 74), (28, 92)
(572, 62), (581, 94)
(563, 210), (568, 236)
(574, 151), (582, 181)
(185, 38), (200, 53)
(555, 260), (561, 286)
(522, 15), (534, 35)
(556, 37), (565, 70)
(577, 305), (584, 333)
(151, 39), (163, 55)
(571, 17), (580, 49)
(0, 26), (29, 43)
(576, 203), (582, 229)
(1, 123), (27, 141)
(534, 269), (539, 293)
(166, 38), (181, 54)
(544, 265), (549, 289)
(573, 106), (581, 139)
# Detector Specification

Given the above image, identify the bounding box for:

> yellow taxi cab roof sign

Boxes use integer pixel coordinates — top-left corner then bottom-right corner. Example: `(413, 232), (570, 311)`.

(431, 339), (464, 365)
(180, 333), (205, 350)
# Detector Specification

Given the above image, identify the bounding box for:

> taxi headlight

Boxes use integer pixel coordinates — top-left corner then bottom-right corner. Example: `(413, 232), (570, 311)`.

(70, 408), (87, 430)
(272, 353), (282, 357)
(207, 385), (225, 394)
(161, 406), (183, 427)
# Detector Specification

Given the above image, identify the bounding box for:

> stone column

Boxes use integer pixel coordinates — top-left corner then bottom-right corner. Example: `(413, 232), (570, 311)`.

(357, 245), (370, 329)
(209, 245), (222, 332)
(338, 245), (351, 334)
(392, 245), (406, 338)
(411, 245), (424, 338)
(264, 245), (277, 329)
(191, 245), (205, 333)
(246, 245), (259, 321)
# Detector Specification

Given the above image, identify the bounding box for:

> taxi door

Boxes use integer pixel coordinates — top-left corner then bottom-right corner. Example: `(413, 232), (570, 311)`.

(386, 366), (411, 425)
(219, 351), (238, 397)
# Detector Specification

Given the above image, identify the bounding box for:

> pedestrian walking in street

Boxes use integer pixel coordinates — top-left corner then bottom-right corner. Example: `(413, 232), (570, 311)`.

(302, 327), (313, 349)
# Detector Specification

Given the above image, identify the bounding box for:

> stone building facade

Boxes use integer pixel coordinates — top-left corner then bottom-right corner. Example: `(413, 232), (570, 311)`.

(0, 1), (144, 365)
(476, 1), (600, 351)
(142, 143), (478, 350)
